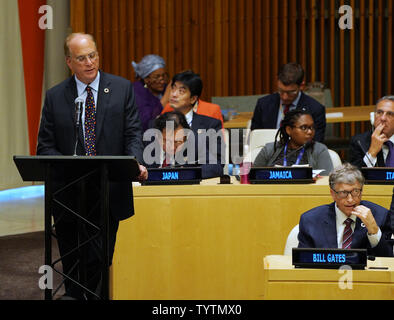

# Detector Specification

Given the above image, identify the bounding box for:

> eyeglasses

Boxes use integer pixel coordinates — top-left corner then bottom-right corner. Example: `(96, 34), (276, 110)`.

(148, 72), (169, 83)
(331, 188), (362, 199)
(278, 88), (299, 96)
(73, 51), (98, 63)
(293, 125), (315, 132)
(375, 109), (394, 119)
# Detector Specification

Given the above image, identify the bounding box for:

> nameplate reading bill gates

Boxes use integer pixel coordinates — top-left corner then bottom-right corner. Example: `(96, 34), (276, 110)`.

(249, 166), (313, 184)
(292, 248), (367, 269)
(144, 167), (202, 185)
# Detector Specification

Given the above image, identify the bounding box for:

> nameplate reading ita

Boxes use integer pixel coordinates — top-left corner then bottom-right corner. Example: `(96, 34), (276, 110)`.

(249, 166), (313, 184)
(292, 248), (367, 269)
(361, 167), (394, 184)
(144, 167), (202, 185)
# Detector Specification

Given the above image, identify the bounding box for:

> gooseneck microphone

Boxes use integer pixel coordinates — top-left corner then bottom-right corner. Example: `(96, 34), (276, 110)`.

(73, 97), (84, 156)
(357, 140), (375, 167)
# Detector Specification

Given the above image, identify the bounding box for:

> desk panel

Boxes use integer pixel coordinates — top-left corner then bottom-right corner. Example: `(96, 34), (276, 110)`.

(111, 180), (392, 300)
(223, 106), (375, 128)
(263, 255), (393, 299)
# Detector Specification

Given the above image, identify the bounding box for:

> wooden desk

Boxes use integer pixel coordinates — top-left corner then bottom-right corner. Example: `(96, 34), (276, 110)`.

(110, 180), (392, 300)
(223, 106), (375, 128)
(263, 255), (394, 300)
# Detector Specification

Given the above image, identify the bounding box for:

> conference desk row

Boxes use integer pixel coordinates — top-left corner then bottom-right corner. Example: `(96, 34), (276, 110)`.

(110, 177), (393, 300)
(224, 105), (375, 129)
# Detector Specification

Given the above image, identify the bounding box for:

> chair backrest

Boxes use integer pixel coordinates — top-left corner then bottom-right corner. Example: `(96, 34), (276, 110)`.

(211, 94), (268, 113)
(328, 149), (342, 169)
(223, 129), (230, 164)
(284, 224), (299, 255)
(370, 111), (375, 126)
(249, 129), (278, 162)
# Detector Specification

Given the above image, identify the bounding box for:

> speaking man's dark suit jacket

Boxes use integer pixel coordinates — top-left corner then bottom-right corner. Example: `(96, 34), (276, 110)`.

(37, 71), (144, 221)
(251, 92), (326, 142)
(349, 130), (385, 168)
(298, 201), (393, 257)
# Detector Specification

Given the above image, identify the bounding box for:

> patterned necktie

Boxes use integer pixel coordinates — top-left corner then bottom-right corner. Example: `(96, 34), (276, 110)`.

(84, 86), (96, 156)
(283, 104), (291, 115)
(385, 141), (394, 167)
(342, 218), (353, 249)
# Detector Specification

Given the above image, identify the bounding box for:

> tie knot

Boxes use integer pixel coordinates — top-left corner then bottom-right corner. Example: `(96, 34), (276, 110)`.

(86, 86), (92, 93)
(385, 140), (393, 148)
(344, 218), (353, 226)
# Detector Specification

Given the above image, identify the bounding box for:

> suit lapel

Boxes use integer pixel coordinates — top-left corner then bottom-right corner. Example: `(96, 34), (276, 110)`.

(96, 72), (111, 144)
(64, 76), (78, 123)
(64, 77), (85, 152)
(322, 203), (338, 248)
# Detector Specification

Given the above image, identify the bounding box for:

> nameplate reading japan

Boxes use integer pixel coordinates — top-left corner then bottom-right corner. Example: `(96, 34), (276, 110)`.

(144, 167), (202, 185)
(361, 167), (394, 184)
(292, 248), (367, 269)
(249, 166), (313, 184)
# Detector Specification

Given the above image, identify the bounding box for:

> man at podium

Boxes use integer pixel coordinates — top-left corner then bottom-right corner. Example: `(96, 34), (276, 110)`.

(298, 163), (393, 257)
(36, 33), (147, 299)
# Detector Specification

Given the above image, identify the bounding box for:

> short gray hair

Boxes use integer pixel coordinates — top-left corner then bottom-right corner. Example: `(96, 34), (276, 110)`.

(376, 95), (394, 108)
(329, 163), (365, 190)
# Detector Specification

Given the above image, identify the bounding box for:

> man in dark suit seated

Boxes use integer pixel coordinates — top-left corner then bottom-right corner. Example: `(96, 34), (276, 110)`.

(349, 96), (394, 168)
(251, 62), (326, 142)
(156, 71), (224, 179)
(298, 163), (393, 257)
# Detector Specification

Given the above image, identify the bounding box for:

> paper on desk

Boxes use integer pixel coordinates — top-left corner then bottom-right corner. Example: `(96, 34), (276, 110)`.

(326, 112), (343, 118)
(313, 170), (325, 178)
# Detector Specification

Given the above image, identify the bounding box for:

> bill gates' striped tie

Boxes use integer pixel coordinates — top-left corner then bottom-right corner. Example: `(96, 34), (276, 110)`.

(342, 218), (353, 249)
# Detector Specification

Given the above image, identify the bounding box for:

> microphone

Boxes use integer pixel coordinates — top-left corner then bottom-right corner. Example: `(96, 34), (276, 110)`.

(357, 140), (375, 167)
(74, 97), (84, 127)
(73, 97), (84, 156)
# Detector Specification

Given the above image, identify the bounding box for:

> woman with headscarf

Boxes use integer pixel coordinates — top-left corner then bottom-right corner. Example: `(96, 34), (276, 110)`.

(131, 54), (171, 131)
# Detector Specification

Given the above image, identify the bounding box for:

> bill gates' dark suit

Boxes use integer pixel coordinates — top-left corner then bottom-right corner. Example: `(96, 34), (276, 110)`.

(298, 201), (393, 257)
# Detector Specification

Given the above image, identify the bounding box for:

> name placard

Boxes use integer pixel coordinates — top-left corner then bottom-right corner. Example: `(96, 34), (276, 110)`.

(292, 248), (367, 269)
(361, 167), (394, 184)
(249, 166), (313, 184)
(144, 167), (202, 185)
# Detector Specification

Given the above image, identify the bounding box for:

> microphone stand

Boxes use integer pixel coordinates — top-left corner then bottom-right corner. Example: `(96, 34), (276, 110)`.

(73, 101), (82, 156)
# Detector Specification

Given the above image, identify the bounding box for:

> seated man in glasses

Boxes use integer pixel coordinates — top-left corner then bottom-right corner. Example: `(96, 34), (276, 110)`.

(251, 63), (326, 142)
(349, 96), (394, 168)
(297, 163), (393, 257)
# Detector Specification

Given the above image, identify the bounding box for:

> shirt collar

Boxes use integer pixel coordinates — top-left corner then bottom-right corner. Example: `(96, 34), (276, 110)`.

(75, 71), (100, 96)
(185, 109), (193, 127)
(334, 203), (357, 224)
(280, 90), (302, 108)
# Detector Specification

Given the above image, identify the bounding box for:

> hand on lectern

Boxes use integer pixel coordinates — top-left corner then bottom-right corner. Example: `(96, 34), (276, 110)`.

(137, 164), (148, 181)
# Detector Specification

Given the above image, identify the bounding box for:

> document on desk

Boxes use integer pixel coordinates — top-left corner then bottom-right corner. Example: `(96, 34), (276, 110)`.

(326, 112), (344, 119)
(312, 170), (325, 178)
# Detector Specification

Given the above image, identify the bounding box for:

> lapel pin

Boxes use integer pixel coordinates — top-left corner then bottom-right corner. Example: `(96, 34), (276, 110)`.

(104, 88), (110, 94)
(361, 223), (366, 228)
